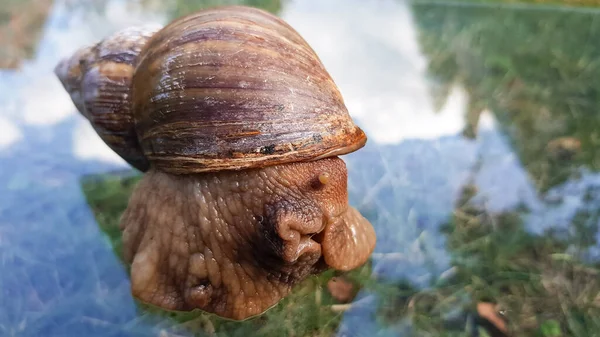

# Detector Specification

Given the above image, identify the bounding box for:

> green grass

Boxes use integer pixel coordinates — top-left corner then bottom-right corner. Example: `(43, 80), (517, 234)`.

(424, 186), (600, 336)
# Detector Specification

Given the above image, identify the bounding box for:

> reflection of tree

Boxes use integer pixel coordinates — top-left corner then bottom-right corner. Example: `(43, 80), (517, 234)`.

(59, 0), (282, 39)
(138, 0), (281, 19)
(412, 4), (600, 192)
(437, 0), (600, 6)
(0, 0), (53, 69)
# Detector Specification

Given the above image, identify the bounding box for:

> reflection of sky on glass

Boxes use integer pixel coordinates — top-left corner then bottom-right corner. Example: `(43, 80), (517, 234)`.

(1, 0), (600, 335)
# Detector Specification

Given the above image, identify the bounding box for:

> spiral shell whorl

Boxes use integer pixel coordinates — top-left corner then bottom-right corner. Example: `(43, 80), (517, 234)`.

(55, 25), (162, 172)
(132, 6), (366, 174)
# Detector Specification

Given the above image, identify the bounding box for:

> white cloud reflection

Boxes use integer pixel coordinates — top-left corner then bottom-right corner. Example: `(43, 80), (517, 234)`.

(72, 119), (130, 165)
(0, 116), (22, 149)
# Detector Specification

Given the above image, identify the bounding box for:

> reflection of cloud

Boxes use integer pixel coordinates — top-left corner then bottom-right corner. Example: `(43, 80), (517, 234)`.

(21, 76), (75, 125)
(0, 116), (22, 148)
(479, 108), (496, 129)
(527, 170), (600, 236)
(282, 0), (473, 144)
(473, 127), (539, 213)
(73, 120), (128, 167)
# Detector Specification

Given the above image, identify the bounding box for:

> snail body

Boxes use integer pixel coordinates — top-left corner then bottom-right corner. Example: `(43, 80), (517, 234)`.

(56, 6), (375, 320)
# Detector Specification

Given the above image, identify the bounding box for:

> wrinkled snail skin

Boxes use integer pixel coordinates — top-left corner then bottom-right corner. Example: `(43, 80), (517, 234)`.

(121, 157), (375, 320)
(54, 6), (376, 320)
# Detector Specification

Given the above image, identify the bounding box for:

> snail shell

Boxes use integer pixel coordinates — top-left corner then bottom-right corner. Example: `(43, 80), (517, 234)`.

(55, 25), (161, 172)
(55, 6), (366, 173)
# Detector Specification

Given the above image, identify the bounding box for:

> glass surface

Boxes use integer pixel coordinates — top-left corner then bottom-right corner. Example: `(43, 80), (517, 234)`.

(2, 0), (600, 336)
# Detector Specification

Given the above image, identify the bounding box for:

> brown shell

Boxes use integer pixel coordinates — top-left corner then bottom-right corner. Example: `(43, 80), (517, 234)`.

(132, 6), (366, 174)
(54, 25), (161, 172)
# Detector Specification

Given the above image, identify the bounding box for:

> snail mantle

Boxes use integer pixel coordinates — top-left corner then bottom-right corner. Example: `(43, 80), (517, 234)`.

(55, 5), (376, 320)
